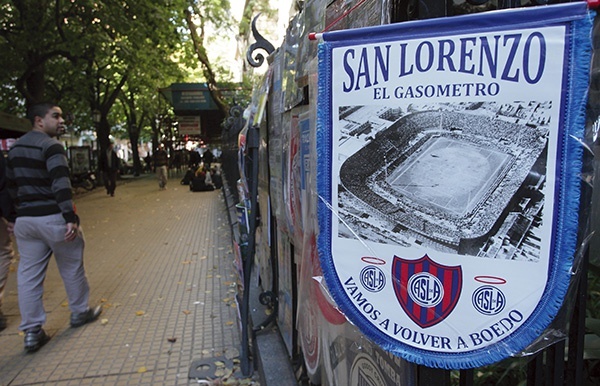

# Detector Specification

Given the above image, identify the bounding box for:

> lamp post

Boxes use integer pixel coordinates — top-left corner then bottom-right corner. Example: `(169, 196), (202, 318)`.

(92, 109), (101, 153)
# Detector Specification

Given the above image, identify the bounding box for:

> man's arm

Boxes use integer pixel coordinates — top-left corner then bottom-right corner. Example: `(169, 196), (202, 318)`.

(45, 143), (79, 242)
(45, 142), (77, 225)
(0, 153), (16, 224)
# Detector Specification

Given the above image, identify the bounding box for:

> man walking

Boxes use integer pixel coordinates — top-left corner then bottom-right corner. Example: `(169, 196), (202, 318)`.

(154, 143), (169, 190)
(99, 141), (119, 196)
(6, 102), (101, 352)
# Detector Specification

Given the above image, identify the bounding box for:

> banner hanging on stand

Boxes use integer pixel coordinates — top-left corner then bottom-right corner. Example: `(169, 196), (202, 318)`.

(316, 3), (594, 369)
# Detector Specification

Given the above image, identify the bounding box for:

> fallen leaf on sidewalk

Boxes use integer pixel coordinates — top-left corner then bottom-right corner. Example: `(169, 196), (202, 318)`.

(136, 310), (145, 316)
(183, 310), (191, 315)
(137, 366), (147, 373)
(167, 337), (177, 343)
(225, 321), (234, 326)
(101, 318), (109, 325)
(61, 301), (69, 307)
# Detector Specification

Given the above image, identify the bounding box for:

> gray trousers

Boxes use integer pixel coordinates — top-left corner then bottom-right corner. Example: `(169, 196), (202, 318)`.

(14, 214), (90, 331)
(157, 165), (168, 188)
(0, 218), (13, 310)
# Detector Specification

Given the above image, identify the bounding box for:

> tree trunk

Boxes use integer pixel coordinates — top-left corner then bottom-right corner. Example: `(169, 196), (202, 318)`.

(129, 129), (142, 176)
(25, 67), (46, 105)
(184, 9), (229, 115)
(97, 117), (111, 152)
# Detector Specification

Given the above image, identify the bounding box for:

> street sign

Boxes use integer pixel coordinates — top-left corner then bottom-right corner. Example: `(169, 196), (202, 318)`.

(178, 116), (201, 135)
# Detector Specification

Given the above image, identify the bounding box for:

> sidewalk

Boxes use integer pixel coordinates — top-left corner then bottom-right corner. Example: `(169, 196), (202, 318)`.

(0, 174), (261, 385)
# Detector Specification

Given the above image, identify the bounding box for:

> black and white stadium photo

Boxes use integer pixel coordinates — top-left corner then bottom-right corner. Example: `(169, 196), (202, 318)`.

(336, 101), (552, 262)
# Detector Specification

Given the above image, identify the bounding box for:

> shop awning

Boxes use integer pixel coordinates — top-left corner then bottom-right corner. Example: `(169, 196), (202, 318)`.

(0, 111), (30, 139)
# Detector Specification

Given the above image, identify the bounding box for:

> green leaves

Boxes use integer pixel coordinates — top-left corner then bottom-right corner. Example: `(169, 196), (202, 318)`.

(0, 0), (189, 111)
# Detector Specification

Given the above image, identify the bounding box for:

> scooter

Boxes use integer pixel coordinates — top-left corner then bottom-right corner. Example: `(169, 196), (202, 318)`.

(70, 171), (96, 191)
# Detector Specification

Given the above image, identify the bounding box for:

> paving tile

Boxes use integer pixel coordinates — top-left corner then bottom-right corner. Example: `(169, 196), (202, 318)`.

(0, 174), (260, 385)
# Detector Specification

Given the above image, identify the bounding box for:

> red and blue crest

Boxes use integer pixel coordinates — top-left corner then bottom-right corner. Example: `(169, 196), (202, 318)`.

(392, 255), (462, 328)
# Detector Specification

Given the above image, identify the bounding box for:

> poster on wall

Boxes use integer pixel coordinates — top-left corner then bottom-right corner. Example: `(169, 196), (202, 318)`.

(316, 3), (593, 369)
(277, 231), (295, 356)
(68, 146), (91, 175)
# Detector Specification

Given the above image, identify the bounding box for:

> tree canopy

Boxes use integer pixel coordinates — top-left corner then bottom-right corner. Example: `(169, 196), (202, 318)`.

(0, 0), (256, 168)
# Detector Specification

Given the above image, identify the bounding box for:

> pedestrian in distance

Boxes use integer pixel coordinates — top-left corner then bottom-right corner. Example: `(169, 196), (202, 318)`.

(190, 165), (215, 192)
(154, 143), (169, 190)
(6, 102), (102, 353)
(189, 147), (201, 167)
(211, 166), (223, 189)
(0, 153), (16, 332)
(143, 153), (153, 173)
(202, 148), (214, 169)
(99, 141), (119, 197)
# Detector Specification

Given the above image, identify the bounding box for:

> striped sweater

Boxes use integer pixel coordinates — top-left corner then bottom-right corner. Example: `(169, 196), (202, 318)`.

(7, 130), (77, 223)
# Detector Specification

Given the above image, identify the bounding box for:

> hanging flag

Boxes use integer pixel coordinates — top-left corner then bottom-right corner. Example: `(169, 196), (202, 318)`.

(316, 3), (594, 369)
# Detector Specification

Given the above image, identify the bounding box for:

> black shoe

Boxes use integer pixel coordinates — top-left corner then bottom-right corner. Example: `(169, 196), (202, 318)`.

(0, 311), (6, 332)
(70, 305), (102, 328)
(24, 328), (49, 352)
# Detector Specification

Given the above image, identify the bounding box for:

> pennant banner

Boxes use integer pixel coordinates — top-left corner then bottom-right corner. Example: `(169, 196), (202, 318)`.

(316, 3), (593, 369)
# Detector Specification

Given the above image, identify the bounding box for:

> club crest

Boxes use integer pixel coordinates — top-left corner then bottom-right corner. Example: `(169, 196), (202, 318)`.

(392, 255), (462, 328)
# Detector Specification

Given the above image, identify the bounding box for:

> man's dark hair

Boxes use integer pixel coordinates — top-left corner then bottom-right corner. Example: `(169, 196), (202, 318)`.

(26, 102), (57, 125)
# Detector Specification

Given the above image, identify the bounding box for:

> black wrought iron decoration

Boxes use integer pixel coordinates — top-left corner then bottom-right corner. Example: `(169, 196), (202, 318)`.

(246, 14), (275, 68)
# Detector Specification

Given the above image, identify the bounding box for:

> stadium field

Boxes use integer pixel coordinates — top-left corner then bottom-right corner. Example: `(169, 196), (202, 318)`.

(387, 136), (511, 216)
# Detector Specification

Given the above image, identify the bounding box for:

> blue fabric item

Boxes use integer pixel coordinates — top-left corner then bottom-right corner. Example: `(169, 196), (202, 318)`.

(316, 3), (594, 369)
